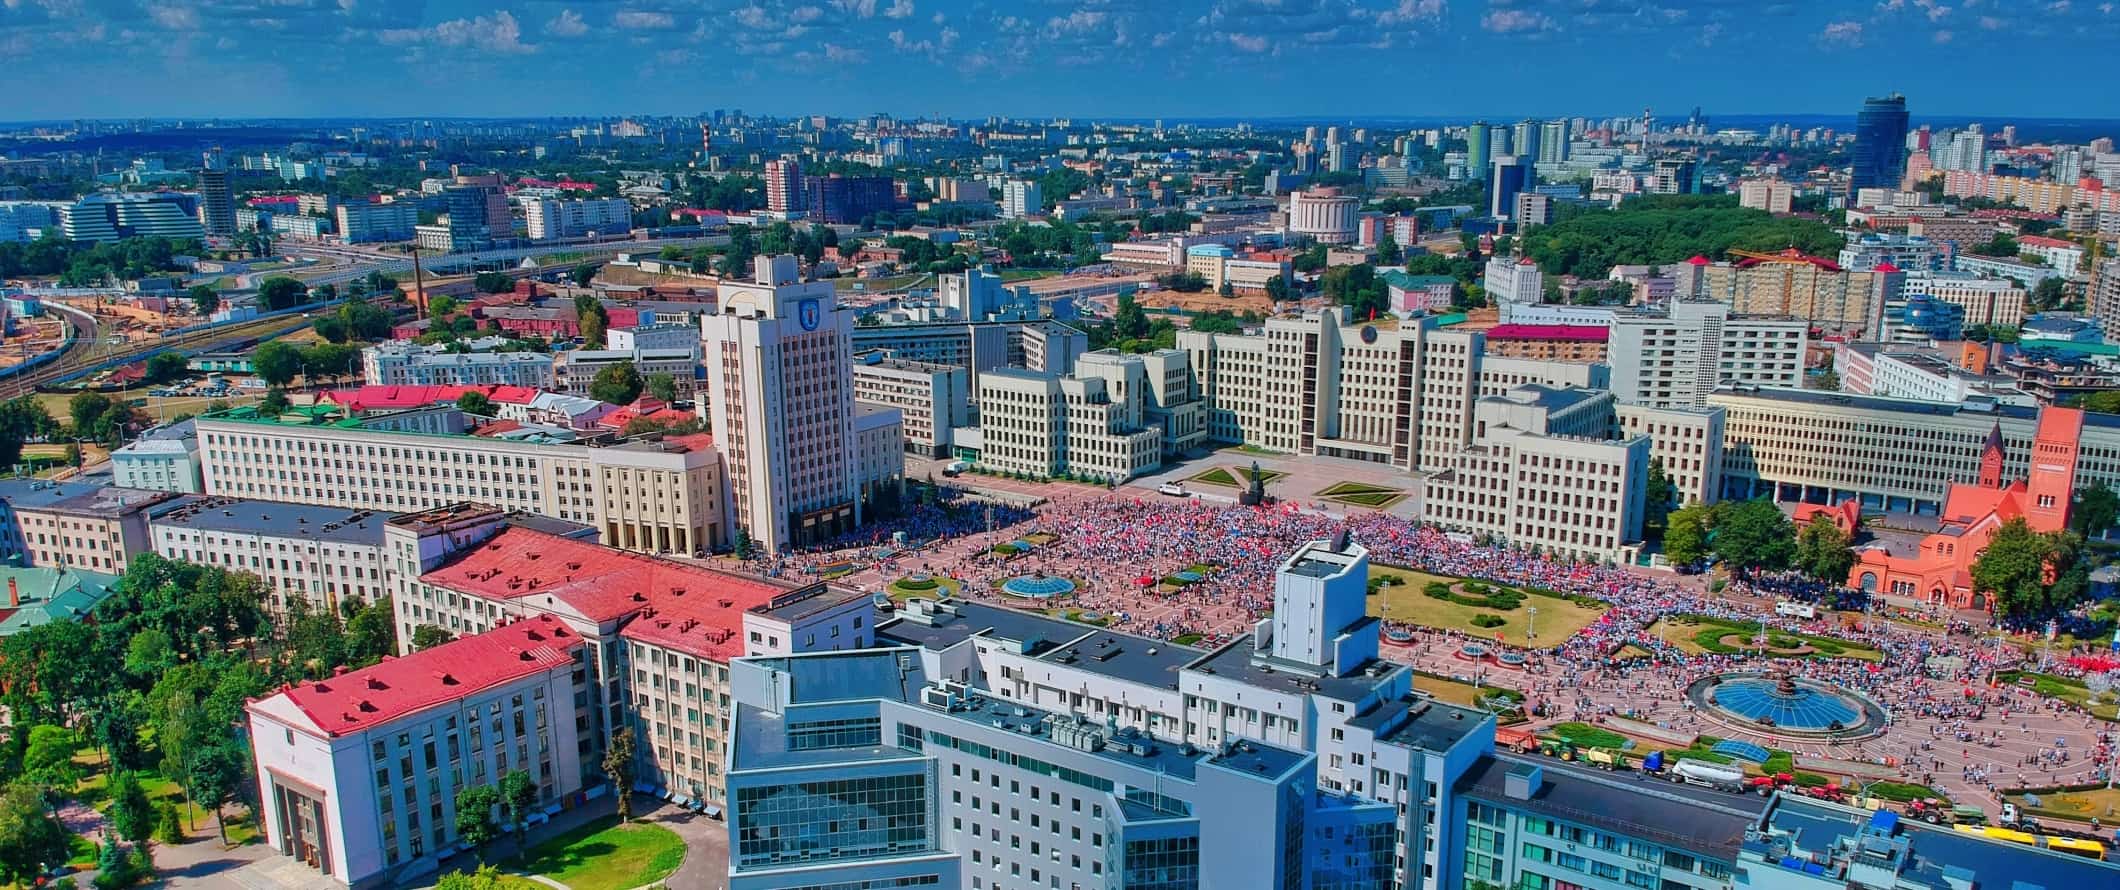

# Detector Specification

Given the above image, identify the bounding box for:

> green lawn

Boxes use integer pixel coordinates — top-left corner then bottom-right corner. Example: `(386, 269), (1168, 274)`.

(1368, 566), (1606, 648)
(1548, 722), (1628, 749)
(517, 817), (685, 890)
(1189, 465), (1286, 488)
(1647, 615), (1884, 663)
(2005, 785), (2120, 821)
(1996, 671), (2118, 721)
(888, 575), (962, 602)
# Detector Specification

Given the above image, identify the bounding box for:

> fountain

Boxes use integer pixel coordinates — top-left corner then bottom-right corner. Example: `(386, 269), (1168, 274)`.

(1687, 670), (1886, 740)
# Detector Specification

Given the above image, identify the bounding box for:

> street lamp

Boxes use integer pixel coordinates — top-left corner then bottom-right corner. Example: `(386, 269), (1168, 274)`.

(1528, 606), (1539, 641)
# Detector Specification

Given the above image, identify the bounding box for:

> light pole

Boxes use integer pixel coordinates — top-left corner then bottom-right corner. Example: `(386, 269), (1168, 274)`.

(1528, 606), (1539, 641)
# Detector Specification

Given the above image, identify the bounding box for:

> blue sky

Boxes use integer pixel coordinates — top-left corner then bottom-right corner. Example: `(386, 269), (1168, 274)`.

(4, 0), (2116, 121)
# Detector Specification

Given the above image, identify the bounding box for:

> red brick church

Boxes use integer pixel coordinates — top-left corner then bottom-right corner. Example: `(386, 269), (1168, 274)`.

(1846, 407), (2083, 611)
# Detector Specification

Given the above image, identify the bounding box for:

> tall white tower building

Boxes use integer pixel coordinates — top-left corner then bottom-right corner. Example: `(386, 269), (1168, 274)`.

(700, 254), (860, 552)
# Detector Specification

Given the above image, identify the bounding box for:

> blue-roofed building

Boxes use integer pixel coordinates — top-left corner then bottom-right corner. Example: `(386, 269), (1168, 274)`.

(1742, 795), (2120, 890)
(0, 564), (121, 636)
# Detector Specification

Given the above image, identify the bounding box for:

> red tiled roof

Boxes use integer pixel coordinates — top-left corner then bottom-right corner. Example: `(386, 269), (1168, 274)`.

(1485, 324), (1610, 343)
(1687, 255), (1710, 266)
(322, 384), (545, 411)
(1733, 248), (1843, 272)
(271, 615), (581, 736)
(2017, 235), (2078, 249)
(421, 528), (782, 661)
(1874, 262), (1901, 273)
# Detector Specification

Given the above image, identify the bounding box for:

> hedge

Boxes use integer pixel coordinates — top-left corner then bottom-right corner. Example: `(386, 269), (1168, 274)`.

(1471, 614), (1508, 628)
(1548, 722), (1628, 749)
(1866, 782), (1941, 802)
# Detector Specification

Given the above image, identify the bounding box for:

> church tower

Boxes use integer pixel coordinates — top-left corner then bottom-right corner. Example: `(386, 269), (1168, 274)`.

(1978, 422), (2006, 490)
(2024, 407), (2084, 533)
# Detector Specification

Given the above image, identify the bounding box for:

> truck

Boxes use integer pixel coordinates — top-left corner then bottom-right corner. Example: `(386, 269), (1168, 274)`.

(1666, 759), (1746, 792)
(1745, 773), (1796, 796)
(1906, 799), (1986, 826)
(1581, 748), (1630, 771)
(1775, 600), (1818, 619)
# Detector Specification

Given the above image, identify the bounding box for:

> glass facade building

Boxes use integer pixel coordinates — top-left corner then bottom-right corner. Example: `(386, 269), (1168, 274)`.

(1852, 95), (1911, 191)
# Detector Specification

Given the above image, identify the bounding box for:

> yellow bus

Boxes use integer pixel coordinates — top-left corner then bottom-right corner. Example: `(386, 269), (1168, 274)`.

(2042, 837), (2108, 861)
(1953, 824), (2038, 846)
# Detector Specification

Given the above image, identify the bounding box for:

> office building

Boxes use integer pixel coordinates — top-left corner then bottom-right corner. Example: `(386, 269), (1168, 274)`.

(725, 534), (1505, 890)
(1001, 180), (1042, 219)
(1483, 324), (1609, 362)
(110, 419), (202, 493)
(854, 351), (970, 457)
(1465, 121), (1492, 178)
(552, 348), (699, 399)
(335, 201), (420, 243)
(57, 192), (205, 243)
(1706, 386), (2120, 512)
(1490, 157), (1529, 219)
(1879, 296), (1967, 343)
(1852, 95), (1910, 191)
(1384, 272), (1457, 315)
(1742, 791), (2120, 890)
(1615, 403), (1726, 507)
(850, 319), (1087, 405)
(1737, 179), (1793, 214)
(1458, 756), (1763, 890)
(1484, 255), (1545, 309)
(1831, 342), (2029, 407)
(764, 158), (803, 212)
(148, 496), (396, 615)
(195, 403), (732, 555)
(1180, 308), (1604, 474)
(196, 155), (235, 237)
(248, 615), (589, 890)
(0, 202), (59, 243)
(974, 349), (1201, 482)
(1607, 301), (1808, 408)
(1903, 270), (2028, 327)
(1286, 187), (1361, 244)
(1182, 244), (1291, 295)
(521, 197), (631, 240)
(1422, 385), (1649, 562)
(804, 174), (897, 224)
(700, 255), (867, 552)
(363, 344), (556, 388)
(1839, 233), (1940, 274)
(6, 484), (179, 574)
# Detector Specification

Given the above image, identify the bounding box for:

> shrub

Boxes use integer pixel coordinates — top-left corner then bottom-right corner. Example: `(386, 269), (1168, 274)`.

(1548, 722), (1628, 749)
(1793, 772), (1831, 787)
(1470, 614), (1508, 629)
(155, 805), (186, 845)
(1423, 582), (1453, 600)
(1866, 782), (1940, 802)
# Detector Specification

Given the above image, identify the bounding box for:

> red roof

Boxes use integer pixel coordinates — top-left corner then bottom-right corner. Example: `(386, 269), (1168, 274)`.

(270, 615), (581, 736)
(1874, 262), (1901, 273)
(1687, 255), (1711, 266)
(1485, 324), (1610, 343)
(421, 527), (782, 661)
(2018, 235), (2078, 249)
(322, 384), (546, 411)
(1733, 248), (1843, 272)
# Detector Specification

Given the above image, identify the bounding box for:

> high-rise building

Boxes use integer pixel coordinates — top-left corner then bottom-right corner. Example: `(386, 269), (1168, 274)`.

(1511, 119), (1540, 165)
(521, 197), (632, 240)
(334, 201), (420, 243)
(1001, 179), (1042, 218)
(1851, 94), (1910, 191)
(195, 150), (234, 237)
(56, 192), (204, 243)
(700, 255), (865, 552)
(1537, 119), (1569, 165)
(1465, 121), (1490, 179)
(764, 158), (802, 212)
(1737, 179), (1793, 214)
(1489, 157), (1528, 219)
(1607, 301), (1809, 408)
(802, 174), (897, 224)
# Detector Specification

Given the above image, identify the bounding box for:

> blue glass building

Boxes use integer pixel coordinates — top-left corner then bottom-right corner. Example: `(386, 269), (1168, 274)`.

(1852, 95), (1911, 192)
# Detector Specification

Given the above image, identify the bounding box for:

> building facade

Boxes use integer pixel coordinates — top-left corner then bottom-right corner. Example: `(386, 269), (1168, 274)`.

(362, 345), (557, 388)
(148, 496), (395, 616)
(1607, 301), (1808, 408)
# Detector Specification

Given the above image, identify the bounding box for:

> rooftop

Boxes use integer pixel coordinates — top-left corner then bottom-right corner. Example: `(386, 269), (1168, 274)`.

(1186, 637), (1405, 704)
(1485, 323), (1610, 343)
(6, 484), (179, 518)
(878, 599), (1205, 690)
(0, 565), (120, 636)
(322, 384), (547, 412)
(1752, 795), (2120, 888)
(422, 526), (798, 662)
(259, 615), (582, 737)
(148, 496), (396, 546)
(0, 479), (118, 511)
(1458, 753), (1769, 861)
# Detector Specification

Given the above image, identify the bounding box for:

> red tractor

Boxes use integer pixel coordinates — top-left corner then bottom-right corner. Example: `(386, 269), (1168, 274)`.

(1745, 773), (1795, 796)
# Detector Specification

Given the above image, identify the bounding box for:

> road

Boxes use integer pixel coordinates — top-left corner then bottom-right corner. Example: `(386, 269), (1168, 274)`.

(289, 235), (735, 287)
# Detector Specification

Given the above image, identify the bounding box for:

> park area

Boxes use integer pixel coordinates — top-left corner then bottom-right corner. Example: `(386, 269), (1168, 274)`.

(1995, 671), (2120, 721)
(1315, 481), (1409, 509)
(1189, 465), (1285, 488)
(1646, 615), (1884, 662)
(2005, 785), (2120, 823)
(1366, 565), (1607, 648)
(431, 815), (687, 890)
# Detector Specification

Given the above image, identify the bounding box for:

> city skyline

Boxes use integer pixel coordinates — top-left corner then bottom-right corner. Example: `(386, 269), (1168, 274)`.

(8, 0), (2120, 120)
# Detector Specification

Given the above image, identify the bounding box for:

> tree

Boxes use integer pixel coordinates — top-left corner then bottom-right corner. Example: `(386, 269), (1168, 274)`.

(187, 284), (220, 315)
(1794, 515), (1856, 584)
(0, 397), (53, 470)
(257, 388), (290, 416)
(257, 276), (308, 311)
(473, 272), (514, 294)
(453, 784), (501, 859)
(109, 771), (156, 850)
(1377, 231), (1403, 265)
(153, 804), (184, 845)
(602, 728), (636, 822)
(589, 361), (644, 405)
(251, 341), (304, 388)
(0, 781), (69, 884)
(1264, 273), (1294, 303)
(732, 529), (755, 561)
(2073, 482), (2119, 539)
(1112, 291), (1150, 341)
(645, 372), (678, 403)
(2033, 276), (2067, 311)
(427, 294), (462, 319)
(69, 390), (114, 438)
(301, 343), (359, 387)
(22, 725), (80, 793)
(1712, 499), (1797, 574)
(311, 315), (349, 343)
(437, 866), (519, 890)
(1973, 518), (2084, 622)
(569, 263), (601, 287)
(1643, 459), (1678, 539)
(2080, 391), (2120, 414)
(411, 625), (453, 650)
(338, 300), (395, 341)
(1663, 502), (1712, 568)
(499, 770), (537, 846)
(456, 391), (497, 416)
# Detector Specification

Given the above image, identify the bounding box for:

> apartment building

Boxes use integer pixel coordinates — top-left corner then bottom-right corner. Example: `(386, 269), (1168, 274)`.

(1423, 386), (1650, 562)
(247, 616), (589, 889)
(1903, 270), (2029, 327)
(7, 484), (180, 574)
(700, 255), (865, 552)
(1738, 178), (1793, 213)
(1607, 301), (1808, 408)
(110, 419), (202, 493)
(195, 403), (730, 556)
(362, 344), (556, 388)
(1615, 403), (1726, 507)
(1707, 387), (2120, 513)
(853, 351), (971, 457)
(520, 196), (631, 241)
(335, 201), (420, 243)
(147, 496), (395, 616)
(1695, 251), (1887, 332)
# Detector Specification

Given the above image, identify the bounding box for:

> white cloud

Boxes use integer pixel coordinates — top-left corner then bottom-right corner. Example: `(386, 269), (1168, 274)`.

(883, 0), (914, 19)
(545, 8), (587, 36)
(1480, 9), (1552, 33)
(1978, 14), (2002, 27)
(823, 42), (866, 61)
(1227, 32), (1268, 52)
(614, 10), (674, 29)
(147, 3), (199, 29)
(733, 4), (769, 28)
(1045, 10), (1107, 35)
(832, 0), (877, 17)
(1377, 0), (1445, 25)
(1932, 28), (1953, 41)
(1818, 20), (1864, 45)
(383, 9), (536, 53)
